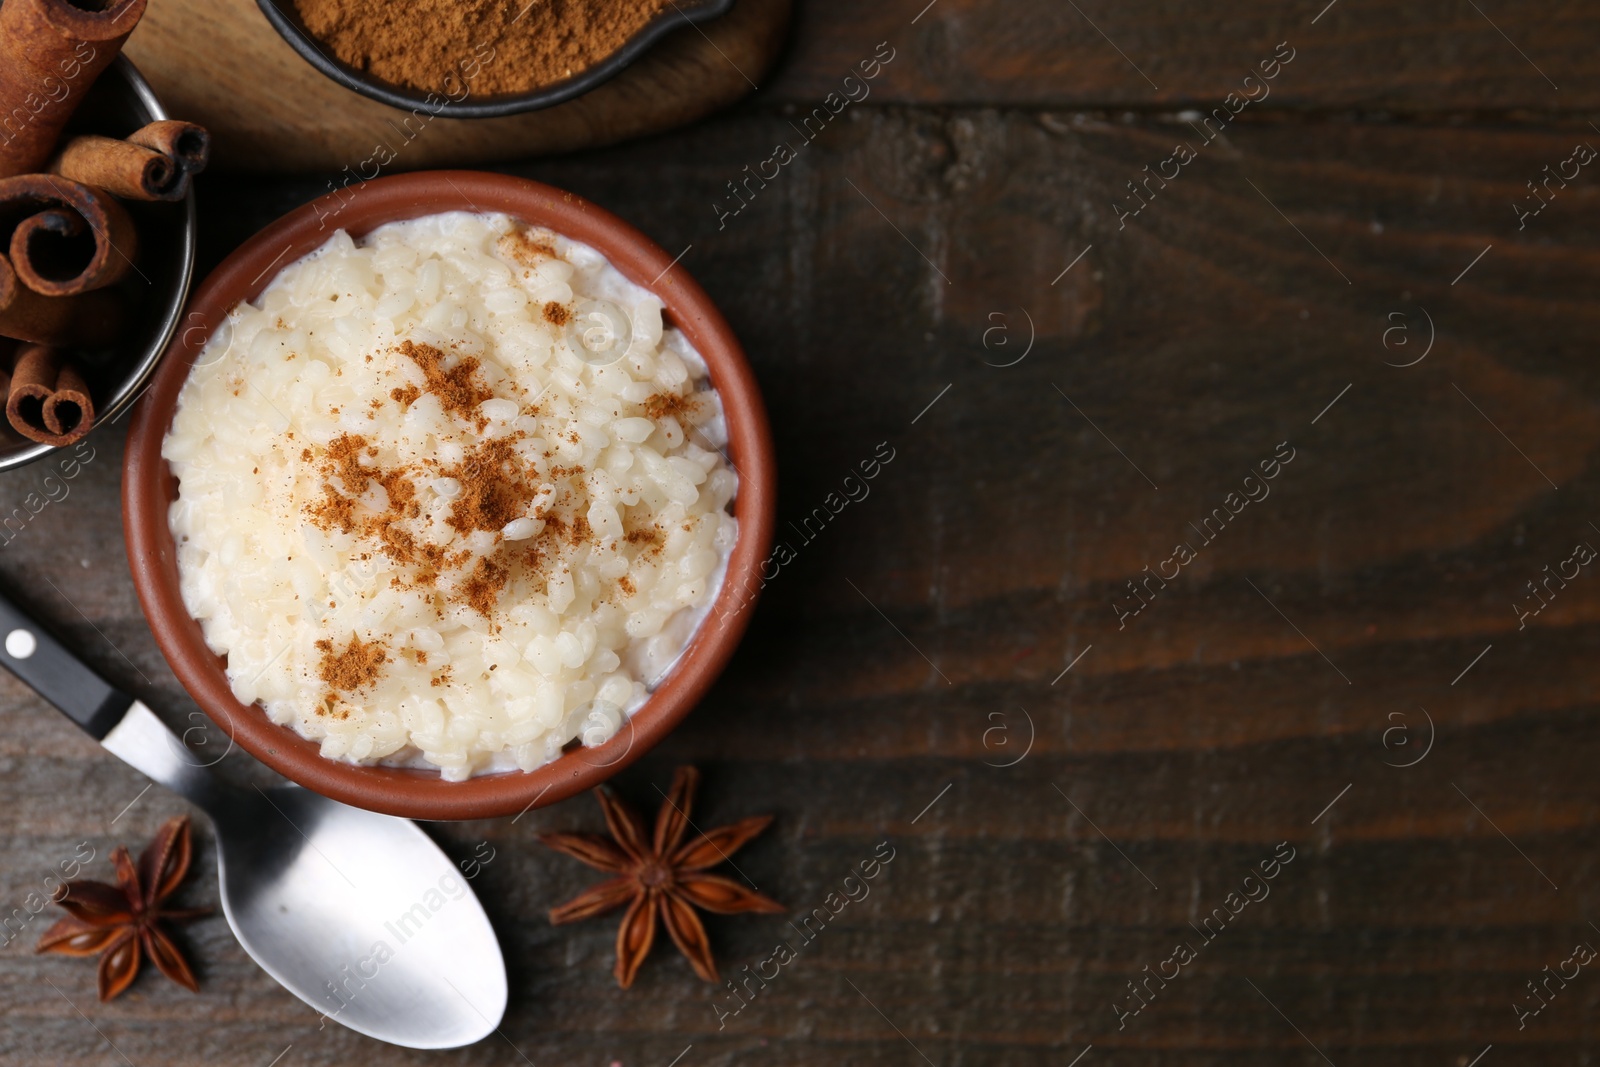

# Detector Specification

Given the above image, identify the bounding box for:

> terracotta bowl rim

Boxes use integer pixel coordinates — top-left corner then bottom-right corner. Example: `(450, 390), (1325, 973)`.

(122, 170), (774, 820)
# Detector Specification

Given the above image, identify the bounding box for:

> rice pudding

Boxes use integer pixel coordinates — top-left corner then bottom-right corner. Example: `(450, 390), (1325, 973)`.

(163, 211), (737, 780)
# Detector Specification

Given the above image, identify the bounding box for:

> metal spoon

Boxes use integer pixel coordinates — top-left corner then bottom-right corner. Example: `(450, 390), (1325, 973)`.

(0, 588), (507, 1049)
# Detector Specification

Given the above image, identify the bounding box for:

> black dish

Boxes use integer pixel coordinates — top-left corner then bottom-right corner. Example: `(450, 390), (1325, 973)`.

(254, 0), (737, 119)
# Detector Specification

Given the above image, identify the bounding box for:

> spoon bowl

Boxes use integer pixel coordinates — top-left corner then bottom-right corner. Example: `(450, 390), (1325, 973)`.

(216, 784), (507, 1048)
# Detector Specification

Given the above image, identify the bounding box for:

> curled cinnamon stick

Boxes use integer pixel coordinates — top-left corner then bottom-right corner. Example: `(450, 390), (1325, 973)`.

(4, 343), (93, 446)
(3, 346), (49, 440)
(44, 358), (92, 440)
(0, 0), (149, 179)
(0, 254), (120, 346)
(49, 134), (184, 202)
(128, 120), (210, 177)
(0, 174), (137, 297)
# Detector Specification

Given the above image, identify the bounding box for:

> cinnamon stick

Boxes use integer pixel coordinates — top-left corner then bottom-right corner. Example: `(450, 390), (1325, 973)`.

(43, 355), (92, 440)
(0, 174), (137, 297)
(4, 343), (93, 445)
(48, 134), (184, 202)
(127, 120), (210, 176)
(0, 254), (120, 346)
(0, 0), (149, 179)
(4, 345), (51, 441)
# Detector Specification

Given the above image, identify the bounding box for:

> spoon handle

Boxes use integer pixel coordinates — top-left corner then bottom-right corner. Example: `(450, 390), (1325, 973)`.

(0, 585), (230, 812)
(0, 585), (133, 739)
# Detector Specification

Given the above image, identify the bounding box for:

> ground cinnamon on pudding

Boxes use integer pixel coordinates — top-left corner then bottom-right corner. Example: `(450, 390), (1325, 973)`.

(291, 0), (676, 98)
(299, 409), (576, 621)
(462, 556), (511, 616)
(445, 437), (535, 534)
(499, 230), (558, 267)
(396, 341), (493, 421)
(642, 390), (701, 422)
(308, 483), (358, 534)
(324, 432), (372, 494)
(317, 634), (389, 693)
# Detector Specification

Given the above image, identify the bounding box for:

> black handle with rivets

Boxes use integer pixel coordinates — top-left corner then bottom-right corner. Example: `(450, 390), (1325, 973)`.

(0, 587), (132, 740)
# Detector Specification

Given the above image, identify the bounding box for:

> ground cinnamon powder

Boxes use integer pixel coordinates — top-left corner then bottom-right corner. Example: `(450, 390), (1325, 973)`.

(444, 437), (536, 535)
(396, 341), (493, 422)
(295, 333), (667, 708)
(316, 634), (389, 693)
(292, 0), (676, 97)
(642, 391), (702, 422)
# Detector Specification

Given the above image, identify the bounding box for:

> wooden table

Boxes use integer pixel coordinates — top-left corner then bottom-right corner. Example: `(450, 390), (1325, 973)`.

(3, 1), (1599, 1062)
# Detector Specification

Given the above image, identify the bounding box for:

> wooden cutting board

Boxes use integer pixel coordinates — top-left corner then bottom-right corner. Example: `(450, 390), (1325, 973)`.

(122, 0), (790, 173)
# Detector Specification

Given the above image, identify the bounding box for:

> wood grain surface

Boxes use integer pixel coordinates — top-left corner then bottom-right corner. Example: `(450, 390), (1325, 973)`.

(3, 0), (1599, 1063)
(773, 0), (1597, 110)
(122, 0), (791, 171)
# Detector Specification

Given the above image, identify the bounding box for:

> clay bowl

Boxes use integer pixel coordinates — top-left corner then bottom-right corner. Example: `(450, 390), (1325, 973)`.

(255, 0), (734, 118)
(123, 170), (774, 820)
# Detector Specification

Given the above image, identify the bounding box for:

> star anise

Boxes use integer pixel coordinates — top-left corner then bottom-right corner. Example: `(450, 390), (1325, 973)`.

(36, 815), (209, 1001)
(539, 766), (784, 988)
